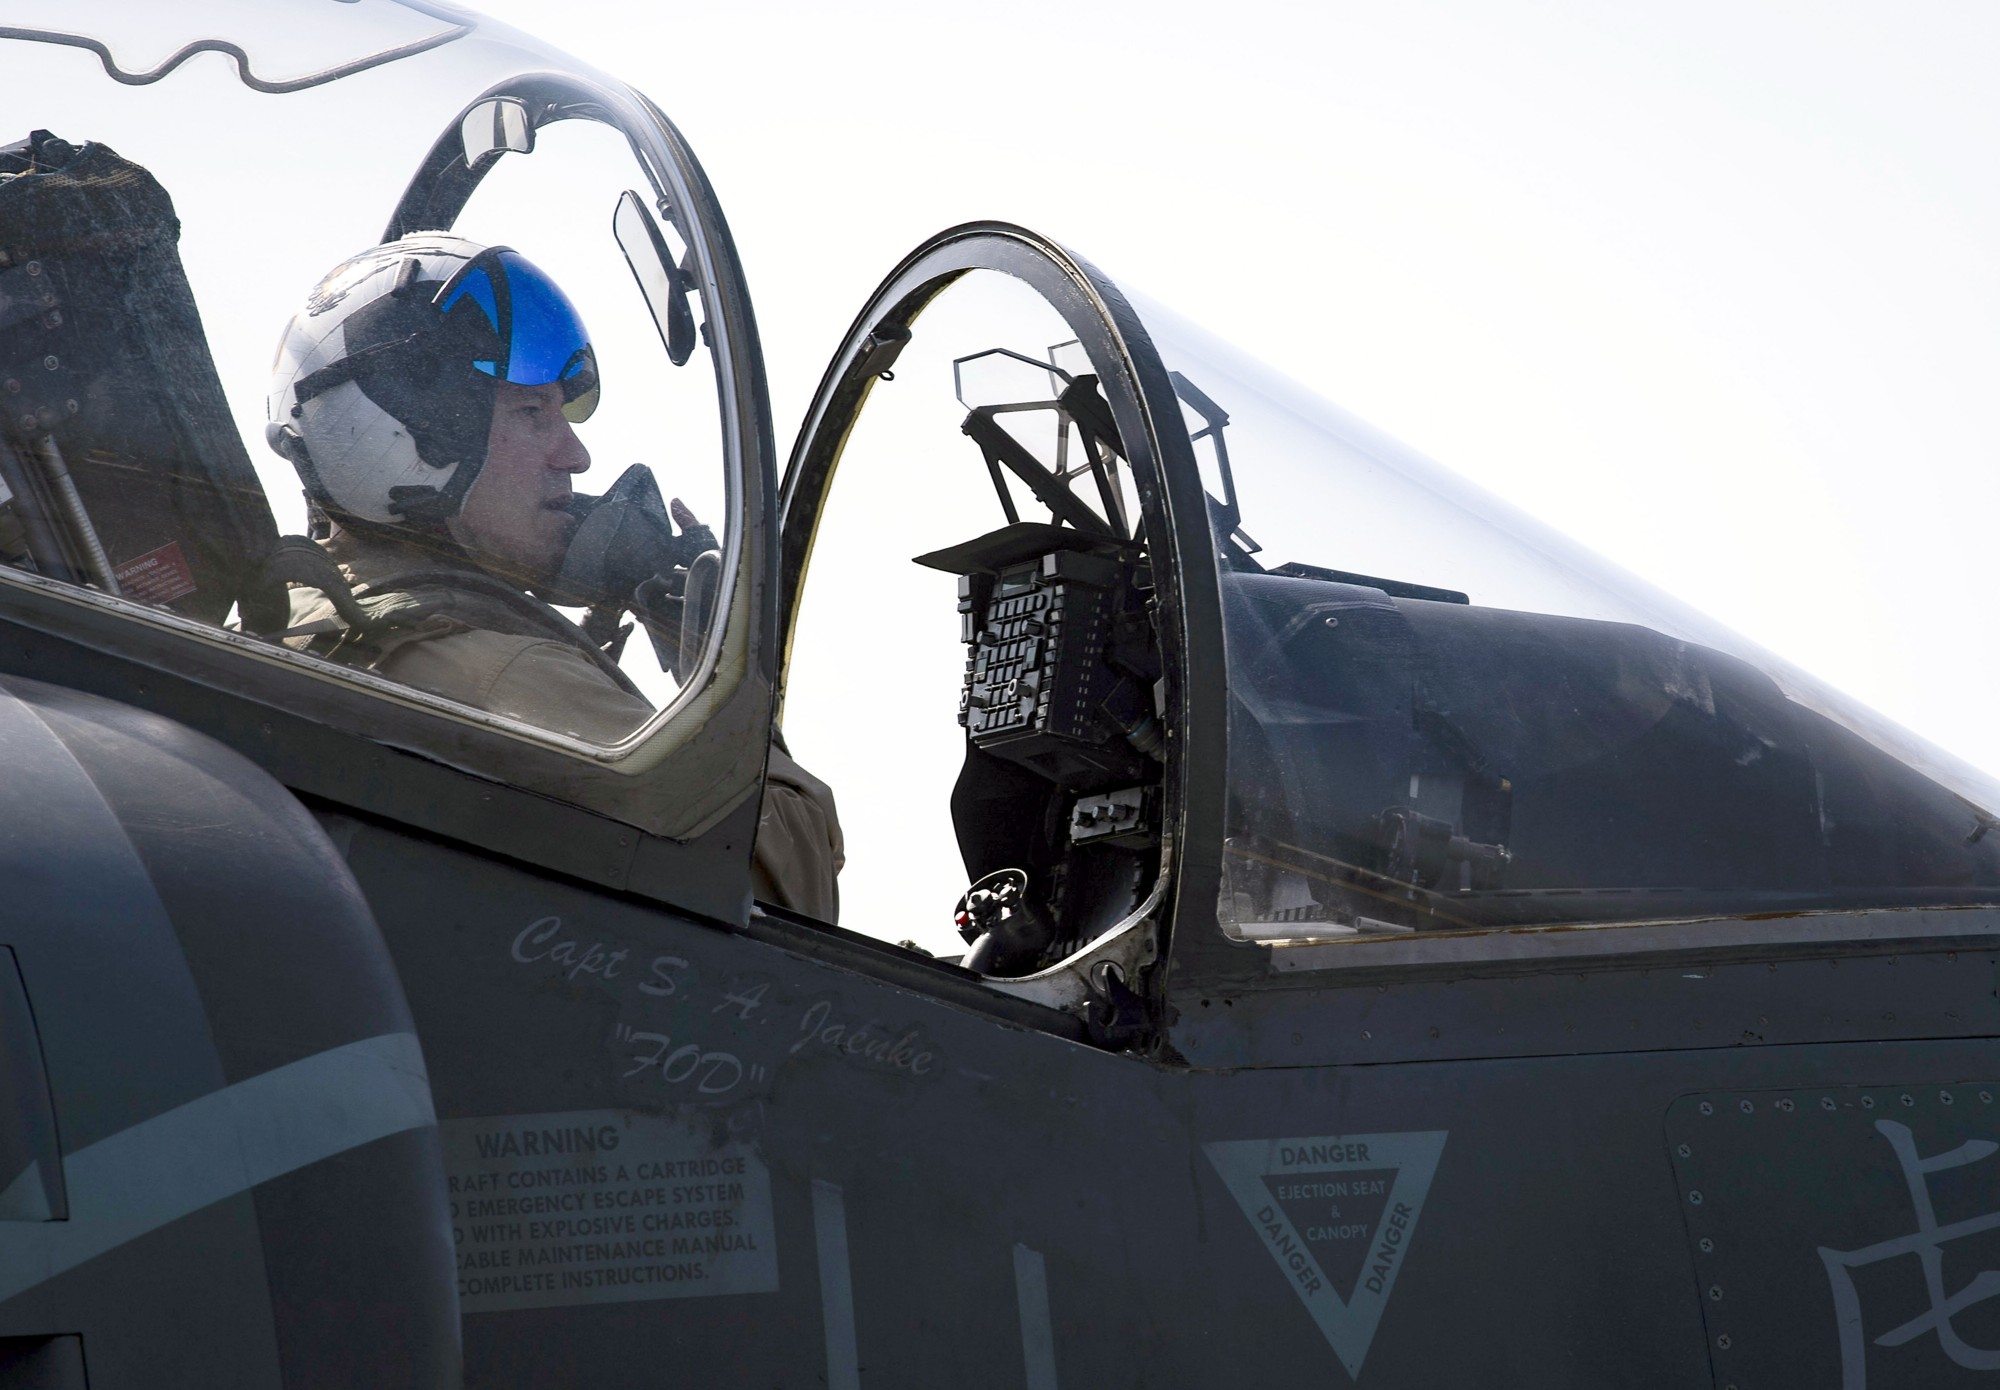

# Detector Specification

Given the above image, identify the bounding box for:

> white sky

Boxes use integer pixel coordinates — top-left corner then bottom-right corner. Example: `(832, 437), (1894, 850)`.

(461, 0), (2000, 940)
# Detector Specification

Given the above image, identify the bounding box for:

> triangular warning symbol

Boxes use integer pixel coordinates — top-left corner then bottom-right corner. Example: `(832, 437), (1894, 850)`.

(1204, 1132), (1448, 1378)
(1256, 1165), (1398, 1301)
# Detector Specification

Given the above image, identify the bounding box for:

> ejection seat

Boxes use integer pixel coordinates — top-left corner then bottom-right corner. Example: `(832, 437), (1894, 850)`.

(0, 129), (291, 631)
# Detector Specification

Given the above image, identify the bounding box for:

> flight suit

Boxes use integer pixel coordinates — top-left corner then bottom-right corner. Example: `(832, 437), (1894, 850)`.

(286, 527), (843, 921)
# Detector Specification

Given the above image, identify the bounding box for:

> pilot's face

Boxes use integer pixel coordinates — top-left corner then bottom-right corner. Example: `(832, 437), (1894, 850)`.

(448, 379), (590, 579)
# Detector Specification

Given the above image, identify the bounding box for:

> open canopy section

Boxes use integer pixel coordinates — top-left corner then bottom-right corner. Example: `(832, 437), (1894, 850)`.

(1126, 294), (2000, 941)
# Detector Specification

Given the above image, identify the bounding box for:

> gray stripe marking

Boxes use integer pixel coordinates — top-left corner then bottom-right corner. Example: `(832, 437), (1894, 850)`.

(812, 1178), (859, 1390)
(0, 1031), (434, 1304)
(1014, 1243), (1058, 1390)
(0, 1164), (53, 1221)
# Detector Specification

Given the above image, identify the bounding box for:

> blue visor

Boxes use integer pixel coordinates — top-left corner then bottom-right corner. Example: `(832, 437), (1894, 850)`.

(436, 248), (600, 421)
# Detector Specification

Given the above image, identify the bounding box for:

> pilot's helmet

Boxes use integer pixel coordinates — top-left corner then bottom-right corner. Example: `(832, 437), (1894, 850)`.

(267, 234), (600, 529)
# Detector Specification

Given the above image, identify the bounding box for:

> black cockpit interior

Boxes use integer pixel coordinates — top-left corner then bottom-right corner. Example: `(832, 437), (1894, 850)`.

(1221, 570), (2000, 932)
(916, 371), (1169, 976)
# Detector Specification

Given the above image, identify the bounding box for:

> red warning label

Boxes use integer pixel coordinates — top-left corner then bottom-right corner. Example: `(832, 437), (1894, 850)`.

(113, 542), (198, 606)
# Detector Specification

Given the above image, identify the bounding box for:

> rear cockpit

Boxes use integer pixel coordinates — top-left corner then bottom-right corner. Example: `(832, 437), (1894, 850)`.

(1, 7), (748, 760)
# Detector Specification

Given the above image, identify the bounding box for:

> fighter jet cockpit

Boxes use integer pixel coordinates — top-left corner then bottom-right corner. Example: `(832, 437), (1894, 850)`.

(9, 8), (2000, 1387)
(783, 267), (1175, 985)
(10, 4), (2000, 990)
(781, 232), (2000, 991)
(0, 5), (753, 818)
(1152, 299), (2000, 943)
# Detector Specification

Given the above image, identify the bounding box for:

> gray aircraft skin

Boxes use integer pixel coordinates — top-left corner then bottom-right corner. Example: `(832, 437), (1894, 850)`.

(3, 6), (1999, 1389)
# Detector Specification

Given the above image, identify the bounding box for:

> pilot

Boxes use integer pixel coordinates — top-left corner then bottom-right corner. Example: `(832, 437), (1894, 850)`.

(264, 234), (841, 919)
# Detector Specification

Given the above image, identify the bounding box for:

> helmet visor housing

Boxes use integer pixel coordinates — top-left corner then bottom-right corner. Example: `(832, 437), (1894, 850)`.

(438, 247), (601, 421)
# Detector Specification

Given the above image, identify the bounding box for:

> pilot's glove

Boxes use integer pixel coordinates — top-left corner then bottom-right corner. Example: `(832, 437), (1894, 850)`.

(551, 465), (720, 679)
(665, 496), (718, 567)
(630, 499), (719, 680)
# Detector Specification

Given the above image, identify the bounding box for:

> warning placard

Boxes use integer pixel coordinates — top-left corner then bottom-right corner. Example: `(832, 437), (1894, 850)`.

(112, 541), (197, 606)
(1259, 1166), (1399, 1298)
(440, 1108), (778, 1313)
(1204, 1131), (1447, 1378)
